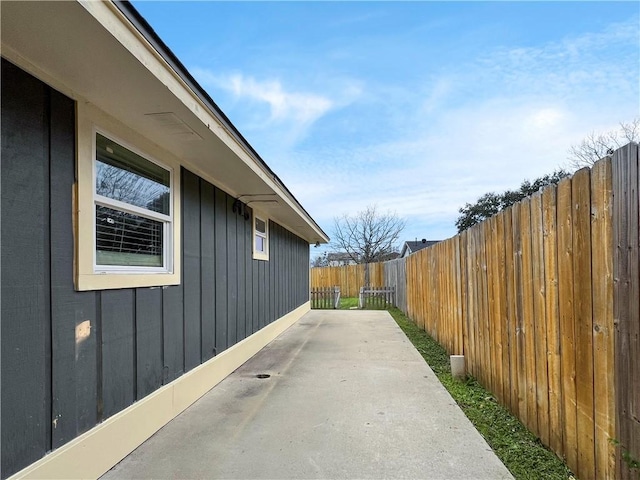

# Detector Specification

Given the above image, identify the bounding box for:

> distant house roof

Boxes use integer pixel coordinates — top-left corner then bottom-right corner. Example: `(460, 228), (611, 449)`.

(400, 240), (440, 258)
(327, 252), (355, 263)
(378, 251), (401, 262)
(327, 251), (400, 264)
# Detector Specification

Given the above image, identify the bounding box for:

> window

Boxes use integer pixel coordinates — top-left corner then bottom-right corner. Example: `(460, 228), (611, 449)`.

(253, 213), (269, 261)
(94, 133), (171, 270)
(75, 102), (181, 290)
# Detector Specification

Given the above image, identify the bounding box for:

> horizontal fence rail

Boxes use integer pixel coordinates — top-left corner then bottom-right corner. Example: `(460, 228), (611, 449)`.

(310, 146), (640, 479)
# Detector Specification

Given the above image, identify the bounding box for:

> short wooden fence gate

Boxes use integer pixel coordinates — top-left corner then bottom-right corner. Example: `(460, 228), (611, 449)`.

(310, 286), (341, 309)
(358, 286), (395, 309)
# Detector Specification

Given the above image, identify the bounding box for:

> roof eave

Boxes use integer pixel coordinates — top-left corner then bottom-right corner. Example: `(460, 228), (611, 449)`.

(112, 1), (329, 244)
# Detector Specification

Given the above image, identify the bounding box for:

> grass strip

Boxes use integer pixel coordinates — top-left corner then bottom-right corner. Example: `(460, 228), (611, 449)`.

(337, 296), (390, 310)
(338, 297), (359, 309)
(387, 306), (574, 480)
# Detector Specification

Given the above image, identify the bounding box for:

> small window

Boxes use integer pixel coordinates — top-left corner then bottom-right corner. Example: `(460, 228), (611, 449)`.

(94, 133), (173, 272)
(253, 214), (269, 260)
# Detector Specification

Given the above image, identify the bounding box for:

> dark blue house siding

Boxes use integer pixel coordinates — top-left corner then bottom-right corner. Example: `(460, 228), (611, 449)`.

(0, 59), (310, 479)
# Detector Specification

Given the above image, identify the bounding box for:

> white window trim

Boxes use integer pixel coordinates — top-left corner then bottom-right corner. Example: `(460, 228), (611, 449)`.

(76, 102), (181, 290)
(253, 211), (269, 261)
(92, 129), (173, 274)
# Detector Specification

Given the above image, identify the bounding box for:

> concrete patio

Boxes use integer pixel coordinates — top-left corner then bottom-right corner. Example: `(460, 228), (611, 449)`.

(102, 310), (512, 479)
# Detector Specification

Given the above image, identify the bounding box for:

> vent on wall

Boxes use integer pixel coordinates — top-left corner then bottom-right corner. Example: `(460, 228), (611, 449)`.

(144, 112), (202, 141)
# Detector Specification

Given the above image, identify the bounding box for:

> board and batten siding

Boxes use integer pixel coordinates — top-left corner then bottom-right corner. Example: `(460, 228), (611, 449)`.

(0, 59), (310, 479)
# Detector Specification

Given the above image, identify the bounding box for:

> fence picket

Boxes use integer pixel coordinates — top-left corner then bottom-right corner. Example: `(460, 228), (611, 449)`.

(591, 157), (615, 479)
(511, 202), (527, 425)
(542, 185), (563, 457)
(531, 192), (549, 446)
(503, 207), (519, 417)
(557, 176), (579, 470)
(572, 168), (596, 479)
(521, 197), (539, 436)
(495, 212), (510, 407)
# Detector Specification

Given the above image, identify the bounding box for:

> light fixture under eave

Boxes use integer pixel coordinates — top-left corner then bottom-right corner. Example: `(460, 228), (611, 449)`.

(232, 198), (252, 220)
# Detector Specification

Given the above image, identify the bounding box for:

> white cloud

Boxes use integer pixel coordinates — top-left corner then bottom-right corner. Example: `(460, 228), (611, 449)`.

(420, 78), (453, 114)
(225, 74), (333, 125)
(284, 85), (635, 243)
(194, 15), (638, 246)
(191, 68), (358, 147)
(473, 18), (638, 100)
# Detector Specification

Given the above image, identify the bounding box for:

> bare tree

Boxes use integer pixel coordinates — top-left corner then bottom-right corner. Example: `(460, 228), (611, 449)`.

(332, 205), (405, 285)
(311, 253), (329, 268)
(567, 118), (640, 169)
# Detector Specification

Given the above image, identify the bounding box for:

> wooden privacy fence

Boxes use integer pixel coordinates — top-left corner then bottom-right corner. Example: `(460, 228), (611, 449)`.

(311, 263), (384, 297)
(384, 258), (407, 312)
(309, 144), (640, 480)
(310, 286), (341, 309)
(408, 156), (618, 480)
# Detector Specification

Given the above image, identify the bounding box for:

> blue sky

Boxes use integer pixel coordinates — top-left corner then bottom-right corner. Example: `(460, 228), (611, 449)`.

(133, 1), (639, 258)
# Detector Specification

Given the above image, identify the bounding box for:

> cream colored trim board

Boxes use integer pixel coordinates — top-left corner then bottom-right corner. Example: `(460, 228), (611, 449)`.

(9, 302), (310, 480)
(75, 102), (182, 291)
